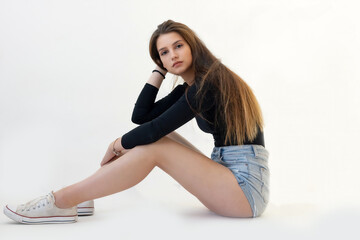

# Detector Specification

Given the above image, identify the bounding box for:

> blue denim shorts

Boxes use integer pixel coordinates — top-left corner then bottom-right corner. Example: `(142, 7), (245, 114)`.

(211, 145), (270, 217)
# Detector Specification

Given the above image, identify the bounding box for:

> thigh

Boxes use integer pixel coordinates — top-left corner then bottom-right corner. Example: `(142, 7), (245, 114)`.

(166, 131), (203, 154)
(148, 137), (253, 217)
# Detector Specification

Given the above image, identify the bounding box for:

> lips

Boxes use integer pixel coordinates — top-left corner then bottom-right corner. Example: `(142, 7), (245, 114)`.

(173, 61), (183, 67)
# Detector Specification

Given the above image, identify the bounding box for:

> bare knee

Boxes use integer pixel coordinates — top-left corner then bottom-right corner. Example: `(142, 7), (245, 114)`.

(138, 137), (175, 166)
(129, 143), (159, 164)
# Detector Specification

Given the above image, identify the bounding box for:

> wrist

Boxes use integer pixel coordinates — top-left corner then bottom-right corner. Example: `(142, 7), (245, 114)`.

(155, 65), (167, 75)
(152, 69), (166, 79)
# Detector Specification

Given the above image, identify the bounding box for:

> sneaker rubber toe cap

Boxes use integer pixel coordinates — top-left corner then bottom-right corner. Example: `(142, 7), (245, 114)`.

(4, 204), (23, 223)
(5, 204), (18, 212)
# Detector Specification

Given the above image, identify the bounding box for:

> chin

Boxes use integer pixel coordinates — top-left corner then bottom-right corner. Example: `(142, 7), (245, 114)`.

(168, 70), (181, 76)
(173, 67), (189, 75)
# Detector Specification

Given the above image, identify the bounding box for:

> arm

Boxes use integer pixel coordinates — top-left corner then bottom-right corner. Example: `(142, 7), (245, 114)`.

(122, 84), (199, 149)
(147, 65), (167, 89)
(101, 85), (198, 166)
(131, 66), (187, 124)
(101, 84), (212, 166)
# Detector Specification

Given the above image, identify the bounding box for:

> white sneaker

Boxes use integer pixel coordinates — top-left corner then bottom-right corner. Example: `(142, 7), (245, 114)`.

(77, 200), (94, 216)
(3, 192), (77, 224)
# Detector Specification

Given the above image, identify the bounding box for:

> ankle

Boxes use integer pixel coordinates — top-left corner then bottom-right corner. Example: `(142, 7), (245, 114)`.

(53, 191), (74, 209)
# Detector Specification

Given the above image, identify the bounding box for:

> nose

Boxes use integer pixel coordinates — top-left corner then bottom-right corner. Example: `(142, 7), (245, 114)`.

(170, 50), (178, 60)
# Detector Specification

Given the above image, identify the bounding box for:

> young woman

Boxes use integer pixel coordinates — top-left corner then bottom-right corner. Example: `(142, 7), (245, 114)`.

(4, 20), (269, 224)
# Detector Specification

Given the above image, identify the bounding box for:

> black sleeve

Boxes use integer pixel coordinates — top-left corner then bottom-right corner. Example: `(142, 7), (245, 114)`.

(121, 84), (199, 149)
(131, 83), (188, 124)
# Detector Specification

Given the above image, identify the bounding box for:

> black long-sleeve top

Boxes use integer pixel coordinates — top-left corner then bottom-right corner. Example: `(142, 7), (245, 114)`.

(121, 82), (264, 149)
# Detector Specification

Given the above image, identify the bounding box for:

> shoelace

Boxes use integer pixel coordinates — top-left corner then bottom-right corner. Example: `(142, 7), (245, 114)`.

(20, 194), (52, 212)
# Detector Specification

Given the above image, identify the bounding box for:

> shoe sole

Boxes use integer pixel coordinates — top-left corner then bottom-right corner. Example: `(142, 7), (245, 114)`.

(3, 205), (77, 224)
(77, 207), (94, 216)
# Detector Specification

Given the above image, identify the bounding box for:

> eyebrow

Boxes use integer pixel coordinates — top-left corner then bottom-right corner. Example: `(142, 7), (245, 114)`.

(158, 40), (183, 53)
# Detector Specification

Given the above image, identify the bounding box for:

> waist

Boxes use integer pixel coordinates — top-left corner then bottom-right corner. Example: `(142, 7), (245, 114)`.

(211, 145), (269, 160)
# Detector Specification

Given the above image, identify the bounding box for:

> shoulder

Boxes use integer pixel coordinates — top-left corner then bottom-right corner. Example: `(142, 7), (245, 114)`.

(187, 80), (217, 97)
(185, 80), (217, 110)
(168, 82), (188, 96)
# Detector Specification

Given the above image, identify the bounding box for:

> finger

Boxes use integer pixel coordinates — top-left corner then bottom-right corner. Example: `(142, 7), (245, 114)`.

(101, 154), (113, 166)
(101, 149), (115, 165)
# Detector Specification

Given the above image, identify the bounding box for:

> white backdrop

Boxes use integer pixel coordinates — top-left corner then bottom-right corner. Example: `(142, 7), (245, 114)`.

(1, 0), (359, 218)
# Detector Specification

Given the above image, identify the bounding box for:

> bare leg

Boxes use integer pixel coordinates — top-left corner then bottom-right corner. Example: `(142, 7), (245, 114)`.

(166, 131), (203, 154)
(54, 136), (252, 217)
(54, 146), (156, 209)
(54, 131), (189, 208)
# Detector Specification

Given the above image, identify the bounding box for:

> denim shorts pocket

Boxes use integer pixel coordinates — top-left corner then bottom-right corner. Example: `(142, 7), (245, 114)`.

(218, 156), (249, 184)
(229, 162), (249, 175)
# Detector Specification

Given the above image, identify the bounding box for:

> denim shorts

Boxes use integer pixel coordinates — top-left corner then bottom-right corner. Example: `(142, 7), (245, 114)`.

(211, 145), (270, 217)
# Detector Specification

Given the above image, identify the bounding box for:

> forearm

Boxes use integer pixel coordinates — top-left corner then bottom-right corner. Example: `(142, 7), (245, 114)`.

(147, 65), (167, 89)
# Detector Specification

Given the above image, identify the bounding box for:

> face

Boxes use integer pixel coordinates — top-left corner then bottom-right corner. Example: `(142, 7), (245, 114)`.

(157, 32), (193, 80)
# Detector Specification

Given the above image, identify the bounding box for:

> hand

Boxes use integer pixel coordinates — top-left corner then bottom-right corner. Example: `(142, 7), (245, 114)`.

(155, 65), (168, 75)
(100, 137), (126, 167)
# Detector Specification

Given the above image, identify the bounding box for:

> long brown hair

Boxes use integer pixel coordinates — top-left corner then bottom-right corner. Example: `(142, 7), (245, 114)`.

(149, 20), (264, 145)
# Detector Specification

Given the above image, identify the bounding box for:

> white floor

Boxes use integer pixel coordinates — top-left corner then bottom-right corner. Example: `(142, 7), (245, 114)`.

(1, 178), (359, 240)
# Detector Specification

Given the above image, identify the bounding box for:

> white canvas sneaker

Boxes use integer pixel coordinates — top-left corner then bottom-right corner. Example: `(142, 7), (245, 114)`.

(77, 200), (94, 216)
(3, 192), (77, 224)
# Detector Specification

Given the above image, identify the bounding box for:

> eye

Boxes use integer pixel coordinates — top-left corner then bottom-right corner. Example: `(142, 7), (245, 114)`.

(176, 44), (183, 48)
(160, 51), (168, 56)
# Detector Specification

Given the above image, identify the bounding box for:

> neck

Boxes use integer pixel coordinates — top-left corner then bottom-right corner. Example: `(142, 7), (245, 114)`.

(181, 68), (195, 86)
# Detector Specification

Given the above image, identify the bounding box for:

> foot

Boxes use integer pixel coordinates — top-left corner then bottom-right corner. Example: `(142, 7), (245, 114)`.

(77, 200), (94, 216)
(3, 192), (77, 224)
